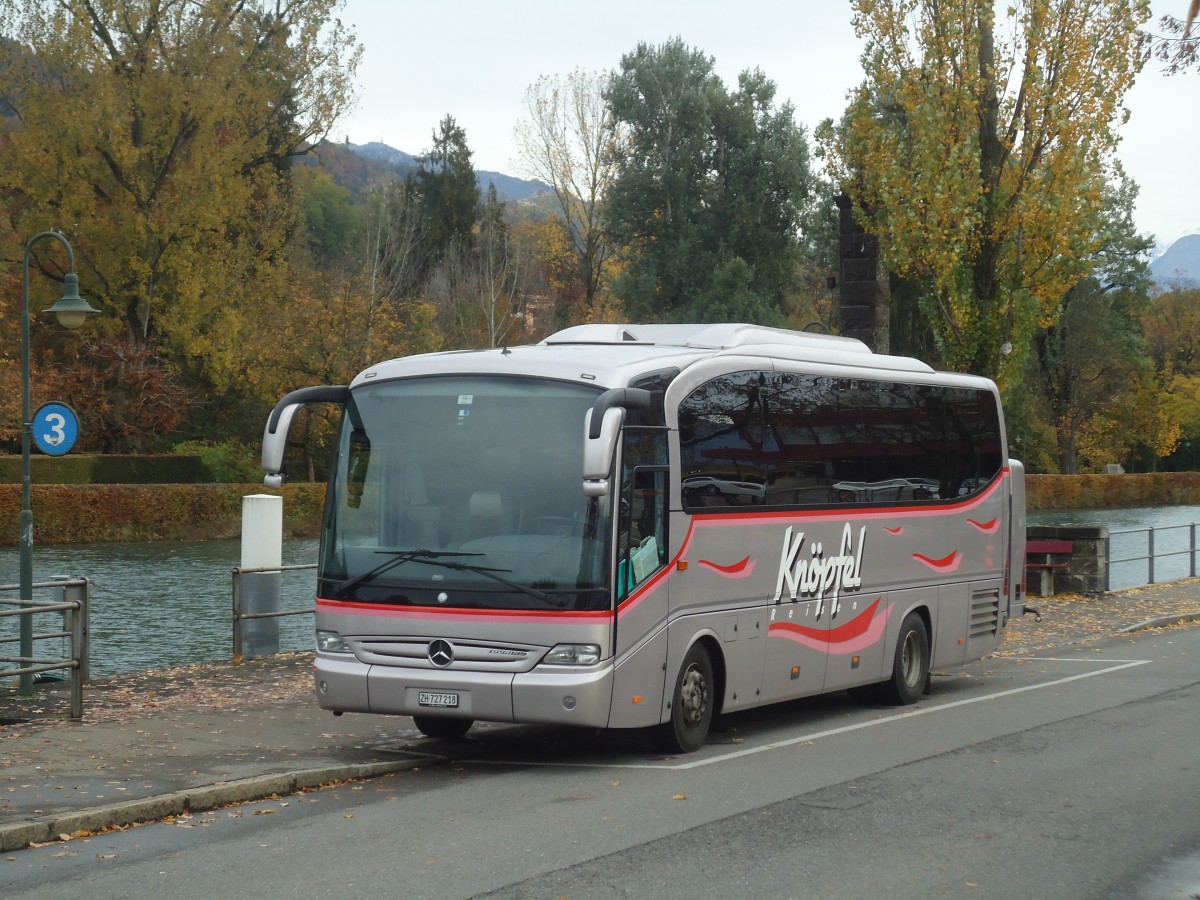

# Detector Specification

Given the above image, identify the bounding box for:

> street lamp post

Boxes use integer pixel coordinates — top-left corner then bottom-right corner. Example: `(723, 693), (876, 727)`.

(18, 232), (98, 696)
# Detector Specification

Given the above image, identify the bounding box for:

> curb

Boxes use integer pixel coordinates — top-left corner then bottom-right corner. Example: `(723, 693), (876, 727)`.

(1118, 612), (1200, 634)
(0, 757), (434, 853)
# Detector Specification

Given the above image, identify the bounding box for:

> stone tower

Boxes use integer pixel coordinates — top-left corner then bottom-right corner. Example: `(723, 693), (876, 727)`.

(835, 194), (890, 354)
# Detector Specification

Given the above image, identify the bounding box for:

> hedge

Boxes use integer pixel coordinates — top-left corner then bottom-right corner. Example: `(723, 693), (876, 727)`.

(1025, 473), (1200, 510)
(1, 473), (1198, 546)
(0, 483), (325, 545)
(0, 454), (205, 484)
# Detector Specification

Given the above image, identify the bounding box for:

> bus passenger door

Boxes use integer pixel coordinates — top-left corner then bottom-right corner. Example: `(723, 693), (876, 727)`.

(609, 431), (672, 729)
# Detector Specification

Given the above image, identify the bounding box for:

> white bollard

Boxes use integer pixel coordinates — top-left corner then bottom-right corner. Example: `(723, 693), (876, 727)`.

(241, 494), (283, 657)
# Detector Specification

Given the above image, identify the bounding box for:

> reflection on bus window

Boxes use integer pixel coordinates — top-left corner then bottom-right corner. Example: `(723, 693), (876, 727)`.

(678, 371), (1003, 511)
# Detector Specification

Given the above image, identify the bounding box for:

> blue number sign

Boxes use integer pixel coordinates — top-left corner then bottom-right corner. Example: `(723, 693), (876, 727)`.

(32, 402), (80, 456)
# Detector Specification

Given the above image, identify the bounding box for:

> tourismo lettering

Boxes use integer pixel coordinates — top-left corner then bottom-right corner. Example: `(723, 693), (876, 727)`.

(771, 523), (866, 617)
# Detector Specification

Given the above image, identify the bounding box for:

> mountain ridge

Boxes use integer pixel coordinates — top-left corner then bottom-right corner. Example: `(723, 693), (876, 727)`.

(1151, 233), (1200, 288)
(345, 140), (551, 202)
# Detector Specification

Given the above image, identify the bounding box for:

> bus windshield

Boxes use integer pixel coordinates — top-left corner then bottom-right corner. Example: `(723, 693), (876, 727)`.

(320, 375), (611, 611)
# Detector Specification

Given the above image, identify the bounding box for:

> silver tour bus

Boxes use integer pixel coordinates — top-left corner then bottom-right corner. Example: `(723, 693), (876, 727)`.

(262, 324), (1027, 753)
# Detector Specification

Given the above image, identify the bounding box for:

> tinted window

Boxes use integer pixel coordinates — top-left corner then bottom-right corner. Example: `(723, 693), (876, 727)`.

(678, 372), (768, 508)
(765, 374), (865, 505)
(679, 371), (1003, 511)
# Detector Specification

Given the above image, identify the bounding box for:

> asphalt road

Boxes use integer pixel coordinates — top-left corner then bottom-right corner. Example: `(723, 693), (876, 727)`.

(5, 624), (1199, 900)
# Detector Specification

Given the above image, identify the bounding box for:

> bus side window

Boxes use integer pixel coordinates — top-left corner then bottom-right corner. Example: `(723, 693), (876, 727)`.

(617, 429), (667, 598)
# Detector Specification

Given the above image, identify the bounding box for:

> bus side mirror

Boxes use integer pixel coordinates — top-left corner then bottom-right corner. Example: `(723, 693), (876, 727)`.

(262, 402), (304, 488)
(345, 430), (371, 508)
(582, 407), (624, 496)
(581, 388), (653, 497)
(261, 385), (349, 488)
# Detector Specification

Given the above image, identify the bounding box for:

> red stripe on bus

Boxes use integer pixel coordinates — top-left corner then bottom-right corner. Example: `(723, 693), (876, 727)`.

(696, 555), (756, 577)
(912, 550), (962, 572)
(316, 598), (613, 624)
(769, 597), (881, 644)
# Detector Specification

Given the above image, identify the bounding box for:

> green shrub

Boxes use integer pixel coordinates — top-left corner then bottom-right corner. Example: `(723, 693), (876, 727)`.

(173, 440), (261, 483)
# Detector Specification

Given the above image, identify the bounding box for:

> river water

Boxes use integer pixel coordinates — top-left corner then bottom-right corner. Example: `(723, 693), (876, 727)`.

(1, 538), (319, 677)
(3, 504), (1199, 677)
(1030, 504), (1200, 591)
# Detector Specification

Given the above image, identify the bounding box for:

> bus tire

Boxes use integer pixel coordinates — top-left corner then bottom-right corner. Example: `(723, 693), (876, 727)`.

(654, 643), (714, 753)
(880, 612), (929, 705)
(413, 715), (473, 739)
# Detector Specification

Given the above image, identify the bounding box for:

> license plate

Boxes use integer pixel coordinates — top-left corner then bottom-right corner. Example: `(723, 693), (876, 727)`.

(418, 691), (459, 709)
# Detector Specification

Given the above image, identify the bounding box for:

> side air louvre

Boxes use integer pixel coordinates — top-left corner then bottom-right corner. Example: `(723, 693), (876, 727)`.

(969, 590), (1001, 639)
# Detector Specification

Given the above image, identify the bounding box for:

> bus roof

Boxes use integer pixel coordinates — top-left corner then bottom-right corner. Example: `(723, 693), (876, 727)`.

(353, 323), (946, 390)
(542, 322), (870, 353)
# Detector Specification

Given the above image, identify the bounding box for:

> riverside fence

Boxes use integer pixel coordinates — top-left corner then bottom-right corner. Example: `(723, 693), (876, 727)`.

(1027, 522), (1200, 594)
(1107, 523), (1199, 589)
(0, 577), (90, 719)
(231, 563), (317, 659)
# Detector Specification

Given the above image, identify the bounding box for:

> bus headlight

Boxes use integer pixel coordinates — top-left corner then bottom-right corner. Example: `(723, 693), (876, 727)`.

(543, 644), (601, 666)
(316, 630), (352, 654)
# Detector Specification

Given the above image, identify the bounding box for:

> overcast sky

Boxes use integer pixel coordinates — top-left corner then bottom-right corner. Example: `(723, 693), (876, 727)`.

(334, 0), (1198, 251)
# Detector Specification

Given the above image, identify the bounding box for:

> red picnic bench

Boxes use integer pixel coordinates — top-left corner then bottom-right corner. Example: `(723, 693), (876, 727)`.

(1025, 538), (1072, 596)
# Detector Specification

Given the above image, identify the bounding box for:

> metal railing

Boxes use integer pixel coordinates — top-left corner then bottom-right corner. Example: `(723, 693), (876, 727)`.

(231, 563), (317, 658)
(1107, 523), (1199, 590)
(0, 577), (90, 719)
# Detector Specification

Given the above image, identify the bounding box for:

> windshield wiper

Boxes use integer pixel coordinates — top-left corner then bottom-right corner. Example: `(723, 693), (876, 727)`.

(331, 548), (563, 608)
(331, 549), (484, 597)
(409, 557), (564, 607)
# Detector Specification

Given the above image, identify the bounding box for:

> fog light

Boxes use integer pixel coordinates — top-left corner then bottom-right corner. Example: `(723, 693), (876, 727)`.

(562, 696), (577, 710)
(318, 680), (329, 694)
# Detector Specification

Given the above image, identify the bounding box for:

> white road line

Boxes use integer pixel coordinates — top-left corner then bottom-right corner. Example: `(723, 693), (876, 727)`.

(465, 657), (1153, 771)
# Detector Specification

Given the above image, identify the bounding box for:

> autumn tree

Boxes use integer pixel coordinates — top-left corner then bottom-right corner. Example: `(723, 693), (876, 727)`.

(1143, 285), (1200, 470)
(239, 265), (439, 477)
(0, 0), (361, 416)
(426, 186), (526, 349)
(414, 115), (479, 269)
(818, 0), (1148, 387)
(1074, 374), (1180, 472)
(299, 168), (362, 268)
(1161, 373), (1200, 469)
(515, 69), (619, 316)
(1143, 9), (1200, 73)
(473, 185), (526, 348)
(1027, 174), (1155, 472)
(363, 178), (430, 310)
(1143, 285), (1200, 376)
(0, 0), (361, 449)
(603, 39), (814, 324)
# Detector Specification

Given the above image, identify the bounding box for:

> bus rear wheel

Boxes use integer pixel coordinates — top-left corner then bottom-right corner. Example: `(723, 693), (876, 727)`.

(880, 612), (929, 705)
(413, 715), (473, 739)
(653, 643), (714, 754)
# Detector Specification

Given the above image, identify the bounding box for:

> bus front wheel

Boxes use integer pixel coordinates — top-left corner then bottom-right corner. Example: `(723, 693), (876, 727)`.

(413, 715), (473, 739)
(881, 612), (929, 705)
(654, 643), (714, 754)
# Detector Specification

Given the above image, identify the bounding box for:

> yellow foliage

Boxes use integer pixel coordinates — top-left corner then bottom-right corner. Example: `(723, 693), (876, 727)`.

(0, 0), (361, 376)
(1075, 377), (1182, 472)
(818, 0), (1149, 386)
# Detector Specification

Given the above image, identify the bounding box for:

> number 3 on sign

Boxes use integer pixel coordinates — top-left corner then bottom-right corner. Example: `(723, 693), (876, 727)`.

(32, 402), (80, 456)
